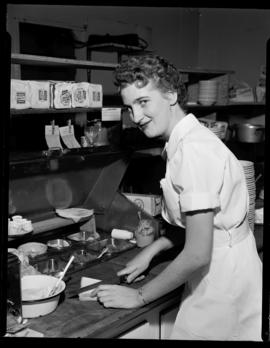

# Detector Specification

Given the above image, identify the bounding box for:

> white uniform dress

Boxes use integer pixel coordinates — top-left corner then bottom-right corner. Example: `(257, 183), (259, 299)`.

(160, 114), (262, 341)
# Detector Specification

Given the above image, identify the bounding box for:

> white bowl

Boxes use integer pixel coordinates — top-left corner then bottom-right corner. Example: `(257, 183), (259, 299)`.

(21, 274), (66, 318)
(18, 242), (48, 258)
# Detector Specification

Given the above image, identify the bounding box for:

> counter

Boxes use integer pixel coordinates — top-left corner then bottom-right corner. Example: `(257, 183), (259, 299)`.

(24, 247), (183, 338)
(9, 221), (265, 339)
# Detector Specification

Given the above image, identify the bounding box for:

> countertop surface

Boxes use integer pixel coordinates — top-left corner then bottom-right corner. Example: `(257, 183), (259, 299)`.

(25, 247), (182, 338)
(14, 217), (266, 339)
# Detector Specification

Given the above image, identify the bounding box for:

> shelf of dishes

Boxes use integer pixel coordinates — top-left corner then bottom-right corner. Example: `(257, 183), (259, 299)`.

(8, 230), (136, 279)
(10, 102), (265, 115)
(186, 102), (265, 109)
(11, 53), (235, 75)
(8, 207), (158, 278)
(11, 53), (118, 70)
(10, 107), (101, 115)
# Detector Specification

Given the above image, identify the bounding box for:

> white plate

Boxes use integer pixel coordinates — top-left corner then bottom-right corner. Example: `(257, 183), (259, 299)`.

(18, 242), (48, 258)
(8, 230), (33, 239)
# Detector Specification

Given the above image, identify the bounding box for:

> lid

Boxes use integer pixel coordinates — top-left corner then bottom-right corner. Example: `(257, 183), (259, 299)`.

(236, 123), (264, 129)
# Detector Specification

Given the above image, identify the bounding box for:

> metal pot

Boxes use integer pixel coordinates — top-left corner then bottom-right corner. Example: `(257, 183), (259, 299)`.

(234, 123), (265, 143)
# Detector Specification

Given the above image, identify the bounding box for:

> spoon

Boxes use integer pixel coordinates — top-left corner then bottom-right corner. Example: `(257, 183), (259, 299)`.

(47, 255), (74, 297)
(97, 247), (109, 259)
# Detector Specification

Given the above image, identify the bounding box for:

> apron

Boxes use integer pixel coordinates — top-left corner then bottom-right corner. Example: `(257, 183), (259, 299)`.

(160, 179), (262, 341)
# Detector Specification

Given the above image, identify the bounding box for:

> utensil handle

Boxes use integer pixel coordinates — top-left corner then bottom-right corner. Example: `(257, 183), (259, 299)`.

(55, 255), (75, 287)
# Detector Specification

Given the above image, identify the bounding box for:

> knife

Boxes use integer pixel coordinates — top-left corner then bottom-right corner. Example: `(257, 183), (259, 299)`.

(67, 274), (145, 299)
(67, 275), (127, 299)
(67, 281), (104, 299)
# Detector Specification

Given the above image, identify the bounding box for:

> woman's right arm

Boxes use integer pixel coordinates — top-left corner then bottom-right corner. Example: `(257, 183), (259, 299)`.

(117, 236), (174, 283)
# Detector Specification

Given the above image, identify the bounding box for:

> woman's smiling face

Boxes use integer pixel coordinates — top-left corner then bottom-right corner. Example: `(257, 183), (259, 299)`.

(121, 80), (174, 140)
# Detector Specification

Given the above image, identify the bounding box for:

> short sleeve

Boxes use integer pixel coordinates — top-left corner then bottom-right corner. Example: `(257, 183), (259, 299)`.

(173, 141), (225, 212)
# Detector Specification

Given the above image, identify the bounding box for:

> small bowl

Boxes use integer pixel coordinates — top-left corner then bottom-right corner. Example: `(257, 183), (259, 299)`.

(87, 239), (108, 252)
(67, 231), (96, 243)
(62, 248), (97, 265)
(47, 239), (70, 250)
(21, 274), (65, 318)
(18, 242), (48, 258)
(33, 258), (68, 276)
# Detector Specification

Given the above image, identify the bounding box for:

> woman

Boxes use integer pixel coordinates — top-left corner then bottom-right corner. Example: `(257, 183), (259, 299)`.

(91, 55), (262, 341)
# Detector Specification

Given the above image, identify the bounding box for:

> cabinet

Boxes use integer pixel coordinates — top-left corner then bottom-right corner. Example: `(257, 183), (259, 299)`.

(10, 52), (117, 116)
(10, 53), (265, 196)
(10, 53), (265, 204)
(160, 304), (179, 339)
(116, 297), (181, 339)
(118, 318), (158, 339)
(10, 53), (122, 152)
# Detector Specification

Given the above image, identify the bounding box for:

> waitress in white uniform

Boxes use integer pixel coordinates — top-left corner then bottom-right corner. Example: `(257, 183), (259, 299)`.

(91, 55), (262, 341)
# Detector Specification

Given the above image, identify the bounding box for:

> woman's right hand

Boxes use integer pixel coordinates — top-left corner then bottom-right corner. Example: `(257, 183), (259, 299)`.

(117, 236), (173, 284)
(117, 249), (152, 283)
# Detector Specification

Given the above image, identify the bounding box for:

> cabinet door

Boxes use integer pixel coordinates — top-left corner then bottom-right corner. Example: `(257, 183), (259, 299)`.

(160, 304), (179, 339)
(118, 321), (151, 339)
(118, 310), (160, 339)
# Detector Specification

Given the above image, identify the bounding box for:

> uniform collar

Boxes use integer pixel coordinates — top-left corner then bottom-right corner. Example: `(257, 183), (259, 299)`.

(162, 113), (200, 160)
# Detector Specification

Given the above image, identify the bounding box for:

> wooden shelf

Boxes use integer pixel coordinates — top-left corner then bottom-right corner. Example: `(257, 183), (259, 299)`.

(179, 67), (234, 75)
(11, 53), (117, 70)
(10, 107), (101, 115)
(186, 102), (265, 112)
(87, 43), (152, 55)
(10, 103), (265, 116)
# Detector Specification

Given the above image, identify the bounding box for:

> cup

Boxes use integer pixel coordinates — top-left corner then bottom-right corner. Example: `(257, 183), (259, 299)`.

(84, 120), (100, 147)
(135, 219), (155, 248)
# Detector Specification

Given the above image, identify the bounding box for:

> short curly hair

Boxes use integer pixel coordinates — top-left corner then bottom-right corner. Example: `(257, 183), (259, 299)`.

(113, 55), (187, 105)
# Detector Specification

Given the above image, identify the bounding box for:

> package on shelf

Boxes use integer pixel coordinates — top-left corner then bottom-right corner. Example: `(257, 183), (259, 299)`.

(71, 82), (91, 108)
(123, 193), (161, 216)
(89, 83), (103, 107)
(198, 117), (217, 128)
(212, 74), (231, 105)
(229, 87), (255, 103)
(50, 81), (73, 109)
(10, 79), (31, 109)
(101, 107), (122, 121)
(29, 80), (51, 109)
(187, 83), (199, 104)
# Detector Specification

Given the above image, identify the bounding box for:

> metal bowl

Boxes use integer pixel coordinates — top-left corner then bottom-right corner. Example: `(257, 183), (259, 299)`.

(86, 238), (108, 252)
(67, 231), (96, 243)
(21, 274), (65, 318)
(71, 248), (97, 265)
(47, 239), (70, 250)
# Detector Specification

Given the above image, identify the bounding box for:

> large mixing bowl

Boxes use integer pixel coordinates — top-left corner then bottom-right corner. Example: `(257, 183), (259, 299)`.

(21, 274), (65, 318)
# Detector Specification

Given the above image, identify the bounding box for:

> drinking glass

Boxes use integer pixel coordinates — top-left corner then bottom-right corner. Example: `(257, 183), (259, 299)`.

(84, 122), (99, 147)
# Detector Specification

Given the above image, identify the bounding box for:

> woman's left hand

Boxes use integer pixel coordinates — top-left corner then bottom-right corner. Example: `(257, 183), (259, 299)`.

(90, 284), (142, 309)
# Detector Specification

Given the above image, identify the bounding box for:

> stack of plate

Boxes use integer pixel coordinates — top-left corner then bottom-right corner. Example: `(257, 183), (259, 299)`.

(198, 80), (218, 106)
(240, 160), (256, 232)
(199, 119), (227, 140)
(210, 125), (223, 139)
(215, 121), (228, 140)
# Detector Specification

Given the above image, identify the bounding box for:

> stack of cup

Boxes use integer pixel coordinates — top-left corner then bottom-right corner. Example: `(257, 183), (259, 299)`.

(240, 160), (256, 232)
(198, 80), (218, 106)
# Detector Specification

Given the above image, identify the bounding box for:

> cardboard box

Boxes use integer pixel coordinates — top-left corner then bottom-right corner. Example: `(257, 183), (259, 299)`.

(123, 193), (161, 216)
(10, 79), (31, 109)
